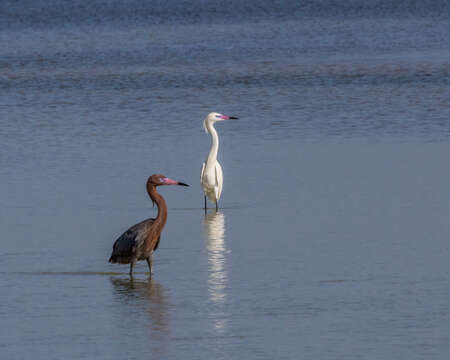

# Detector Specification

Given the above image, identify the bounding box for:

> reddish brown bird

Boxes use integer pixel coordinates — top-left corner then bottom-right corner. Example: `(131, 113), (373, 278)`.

(109, 174), (189, 276)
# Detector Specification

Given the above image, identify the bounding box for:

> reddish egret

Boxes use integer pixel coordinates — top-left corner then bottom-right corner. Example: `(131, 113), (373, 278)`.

(109, 174), (189, 276)
(201, 112), (238, 211)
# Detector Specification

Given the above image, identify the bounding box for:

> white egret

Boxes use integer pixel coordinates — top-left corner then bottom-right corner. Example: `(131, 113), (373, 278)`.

(201, 112), (238, 211)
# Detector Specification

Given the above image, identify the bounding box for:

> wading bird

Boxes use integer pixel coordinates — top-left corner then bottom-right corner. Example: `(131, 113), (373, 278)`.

(109, 174), (189, 276)
(201, 112), (238, 211)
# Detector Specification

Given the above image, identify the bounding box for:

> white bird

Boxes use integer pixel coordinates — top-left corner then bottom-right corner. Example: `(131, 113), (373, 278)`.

(201, 112), (238, 211)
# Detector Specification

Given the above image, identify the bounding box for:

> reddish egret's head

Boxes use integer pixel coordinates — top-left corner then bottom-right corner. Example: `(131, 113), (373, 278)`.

(203, 112), (238, 132)
(148, 174), (189, 187)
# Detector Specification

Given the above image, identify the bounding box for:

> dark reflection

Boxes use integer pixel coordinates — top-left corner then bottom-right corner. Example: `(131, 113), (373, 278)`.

(110, 277), (170, 336)
(203, 211), (229, 332)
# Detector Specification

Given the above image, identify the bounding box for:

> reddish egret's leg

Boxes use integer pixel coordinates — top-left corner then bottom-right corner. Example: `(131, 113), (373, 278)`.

(215, 200), (219, 211)
(204, 196), (207, 211)
(129, 260), (136, 276)
(146, 257), (152, 276)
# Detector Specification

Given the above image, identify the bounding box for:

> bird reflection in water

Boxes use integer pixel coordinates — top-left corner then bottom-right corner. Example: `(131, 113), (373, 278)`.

(203, 211), (229, 332)
(110, 276), (171, 354)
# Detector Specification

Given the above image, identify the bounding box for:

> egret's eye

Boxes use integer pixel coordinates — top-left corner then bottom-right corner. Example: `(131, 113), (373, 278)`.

(159, 177), (166, 183)
(215, 115), (221, 118)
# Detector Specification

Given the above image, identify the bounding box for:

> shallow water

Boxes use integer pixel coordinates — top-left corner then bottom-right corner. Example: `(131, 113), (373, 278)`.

(1, 1), (450, 359)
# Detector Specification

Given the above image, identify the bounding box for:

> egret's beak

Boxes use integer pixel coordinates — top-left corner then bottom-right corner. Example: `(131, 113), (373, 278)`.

(163, 177), (189, 186)
(220, 115), (239, 120)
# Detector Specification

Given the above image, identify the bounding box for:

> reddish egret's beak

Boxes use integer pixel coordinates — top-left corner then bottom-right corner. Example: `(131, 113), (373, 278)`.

(162, 177), (189, 186)
(220, 115), (239, 120)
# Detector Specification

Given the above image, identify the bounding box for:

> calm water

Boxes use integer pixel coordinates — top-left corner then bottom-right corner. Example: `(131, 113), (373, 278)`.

(1, 1), (450, 359)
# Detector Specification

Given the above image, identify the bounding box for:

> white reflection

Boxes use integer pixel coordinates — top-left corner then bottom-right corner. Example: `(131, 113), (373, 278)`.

(203, 211), (227, 306)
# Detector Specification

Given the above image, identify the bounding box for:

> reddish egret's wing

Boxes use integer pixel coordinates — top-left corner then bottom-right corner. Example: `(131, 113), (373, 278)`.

(153, 235), (161, 251)
(109, 218), (154, 263)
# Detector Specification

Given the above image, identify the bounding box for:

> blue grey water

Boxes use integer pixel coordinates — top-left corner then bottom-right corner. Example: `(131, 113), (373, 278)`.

(1, 0), (450, 358)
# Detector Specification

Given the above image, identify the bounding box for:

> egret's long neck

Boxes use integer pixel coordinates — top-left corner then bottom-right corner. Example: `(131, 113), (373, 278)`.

(206, 121), (219, 165)
(147, 184), (168, 230)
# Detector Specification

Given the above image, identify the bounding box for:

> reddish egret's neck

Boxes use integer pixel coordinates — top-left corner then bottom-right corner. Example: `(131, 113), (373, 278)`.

(205, 121), (219, 164)
(146, 183), (168, 229)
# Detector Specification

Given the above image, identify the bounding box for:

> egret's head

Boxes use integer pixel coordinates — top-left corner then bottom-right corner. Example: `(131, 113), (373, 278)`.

(203, 112), (239, 132)
(147, 174), (189, 187)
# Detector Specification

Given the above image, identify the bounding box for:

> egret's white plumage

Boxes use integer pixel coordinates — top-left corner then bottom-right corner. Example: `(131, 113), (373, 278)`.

(201, 112), (237, 211)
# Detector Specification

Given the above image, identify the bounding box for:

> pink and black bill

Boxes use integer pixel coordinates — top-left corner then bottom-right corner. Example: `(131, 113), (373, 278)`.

(216, 114), (239, 120)
(161, 177), (189, 186)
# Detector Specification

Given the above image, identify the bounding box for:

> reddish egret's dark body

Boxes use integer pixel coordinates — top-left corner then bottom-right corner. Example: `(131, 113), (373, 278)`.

(109, 174), (188, 276)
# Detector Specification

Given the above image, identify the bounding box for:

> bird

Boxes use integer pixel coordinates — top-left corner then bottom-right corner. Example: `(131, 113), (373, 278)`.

(201, 112), (238, 211)
(109, 174), (189, 276)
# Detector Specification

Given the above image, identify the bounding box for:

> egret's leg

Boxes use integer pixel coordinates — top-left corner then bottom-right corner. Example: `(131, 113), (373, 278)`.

(204, 196), (207, 212)
(215, 200), (219, 211)
(146, 256), (152, 276)
(129, 261), (135, 276)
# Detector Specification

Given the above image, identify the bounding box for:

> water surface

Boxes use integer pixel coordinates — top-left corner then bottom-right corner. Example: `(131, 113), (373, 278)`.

(1, 1), (450, 359)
